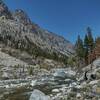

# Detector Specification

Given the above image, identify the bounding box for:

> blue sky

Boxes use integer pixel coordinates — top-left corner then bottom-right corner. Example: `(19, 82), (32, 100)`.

(4, 0), (100, 43)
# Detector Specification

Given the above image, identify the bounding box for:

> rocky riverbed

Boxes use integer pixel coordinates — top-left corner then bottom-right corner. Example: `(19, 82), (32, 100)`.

(0, 68), (76, 100)
(0, 58), (100, 100)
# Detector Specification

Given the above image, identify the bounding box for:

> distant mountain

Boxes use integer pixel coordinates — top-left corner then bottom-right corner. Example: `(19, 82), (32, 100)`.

(0, 0), (74, 63)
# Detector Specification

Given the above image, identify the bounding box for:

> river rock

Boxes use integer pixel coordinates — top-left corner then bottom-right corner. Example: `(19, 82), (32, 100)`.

(52, 89), (60, 93)
(29, 89), (50, 100)
(76, 93), (81, 98)
(53, 70), (67, 79)
(30, 80), (37, 86)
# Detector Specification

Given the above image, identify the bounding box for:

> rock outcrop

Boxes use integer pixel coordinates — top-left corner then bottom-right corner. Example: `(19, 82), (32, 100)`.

(0, 0), (12, 19)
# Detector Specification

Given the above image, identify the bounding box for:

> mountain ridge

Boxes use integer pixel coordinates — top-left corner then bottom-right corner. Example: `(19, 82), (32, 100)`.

(0, 0), (75, 63)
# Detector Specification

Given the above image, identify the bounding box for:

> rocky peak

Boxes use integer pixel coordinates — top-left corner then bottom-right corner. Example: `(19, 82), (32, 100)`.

(0, 0), (12, 19)
(13, 9), (31, 25)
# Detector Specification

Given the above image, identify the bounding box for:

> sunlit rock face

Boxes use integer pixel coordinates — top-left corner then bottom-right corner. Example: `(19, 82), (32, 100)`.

(0, 0), (75, 58)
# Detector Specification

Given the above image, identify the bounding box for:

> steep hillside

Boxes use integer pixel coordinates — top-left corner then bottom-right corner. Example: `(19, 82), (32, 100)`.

(0, 47), (65, 79)
(0, 0), (74, 64)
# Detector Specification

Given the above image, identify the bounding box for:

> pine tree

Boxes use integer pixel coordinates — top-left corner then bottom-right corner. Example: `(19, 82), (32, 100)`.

(75, 35), (84, 58)
(83, 27), (94, 65)
(84, 34), (89, 65)
(75, 35), (85, 67)
(84, 34), (88, 49)
(87, 27), (94, 52)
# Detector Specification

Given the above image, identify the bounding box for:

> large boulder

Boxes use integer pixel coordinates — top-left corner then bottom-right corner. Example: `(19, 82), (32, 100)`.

(53, 70), (66, 79)
(29, 89), (50, 100)
(53, 68), (76, 80)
